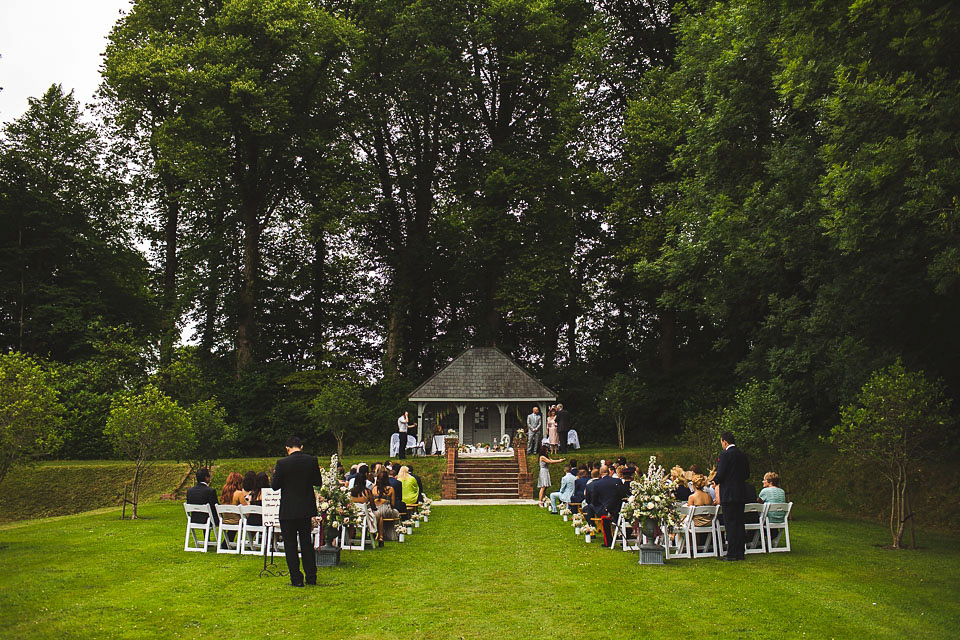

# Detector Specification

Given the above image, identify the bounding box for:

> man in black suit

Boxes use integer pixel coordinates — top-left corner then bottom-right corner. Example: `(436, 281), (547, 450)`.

(555, 403), (572, 454)
(713, 431), (750, 561)
(185, 467), (219, 526)
(271, 436), (323, 586)
(583, 465), (622, 545)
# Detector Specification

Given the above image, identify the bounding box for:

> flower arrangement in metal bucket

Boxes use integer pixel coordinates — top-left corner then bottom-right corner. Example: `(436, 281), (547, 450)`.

(620, 455), (682, 529)
(315, 454), (358, 532)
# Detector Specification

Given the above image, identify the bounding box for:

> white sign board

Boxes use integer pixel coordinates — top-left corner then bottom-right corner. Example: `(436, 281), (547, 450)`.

(261, 488), (281, 527)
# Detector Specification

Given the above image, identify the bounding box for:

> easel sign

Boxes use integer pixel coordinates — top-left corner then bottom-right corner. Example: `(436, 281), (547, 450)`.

(261, 488), (281, 527)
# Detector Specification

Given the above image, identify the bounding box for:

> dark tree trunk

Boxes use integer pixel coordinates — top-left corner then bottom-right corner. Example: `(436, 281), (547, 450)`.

(236, 200), (260, 374)
(158, 170), (181, 370)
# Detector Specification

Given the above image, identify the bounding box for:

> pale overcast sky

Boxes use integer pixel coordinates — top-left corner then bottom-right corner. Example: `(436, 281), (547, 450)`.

(0, 0), (130, 125)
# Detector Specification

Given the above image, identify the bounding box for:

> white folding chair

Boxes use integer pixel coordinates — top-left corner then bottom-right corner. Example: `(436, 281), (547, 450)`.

(690, 505), (719, 558)
(215, 504), (243, 554)
(340, 504), (375, 551)
(239, 505), (265, 555)
(183, 503), (217, 552)
(764, 502), (792, 552)
(744, 503), (767, 554)
(611, 513), (639, 551)
(665, 505), (692, 559)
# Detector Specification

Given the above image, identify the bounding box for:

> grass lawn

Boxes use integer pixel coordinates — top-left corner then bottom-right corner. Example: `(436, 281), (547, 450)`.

(1, 502), (958, 638)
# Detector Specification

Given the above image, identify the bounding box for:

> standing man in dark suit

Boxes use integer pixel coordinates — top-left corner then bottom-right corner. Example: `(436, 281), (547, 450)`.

(271, 436), (323, 587)
(555, 403), (572, 454)
(185, 467), (219, 526)
(713, 431), (750, 561)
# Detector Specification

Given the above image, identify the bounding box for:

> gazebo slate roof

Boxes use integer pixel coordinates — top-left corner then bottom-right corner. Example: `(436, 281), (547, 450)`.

(409, 347), (557, 402)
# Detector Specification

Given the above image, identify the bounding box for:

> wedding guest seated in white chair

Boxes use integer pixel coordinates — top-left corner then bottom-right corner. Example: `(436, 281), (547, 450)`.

(548, 465), (576, 513)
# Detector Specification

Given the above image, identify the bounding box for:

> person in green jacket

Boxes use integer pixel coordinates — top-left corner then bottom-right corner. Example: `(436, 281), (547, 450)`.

(397, 465), (420, 505)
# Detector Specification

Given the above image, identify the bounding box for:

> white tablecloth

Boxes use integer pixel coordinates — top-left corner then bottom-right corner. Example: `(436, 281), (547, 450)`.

(567, 429), (580, 449)
(389, 433), (419, 457)
(431, 435), (445, 455)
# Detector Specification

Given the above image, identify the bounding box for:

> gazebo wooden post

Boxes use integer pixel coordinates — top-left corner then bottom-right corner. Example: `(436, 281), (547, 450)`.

(497, 403), (508, 444)
(416, 401), (426, 446)
(456, 403), (467, 443)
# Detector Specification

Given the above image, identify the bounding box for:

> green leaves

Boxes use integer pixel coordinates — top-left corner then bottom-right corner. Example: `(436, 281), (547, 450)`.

(104, 385), (194, 464)
(0, 352), (66, 484)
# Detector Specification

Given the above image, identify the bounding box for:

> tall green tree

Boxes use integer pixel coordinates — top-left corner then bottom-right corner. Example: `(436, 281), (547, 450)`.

(0, 85), (155, 361)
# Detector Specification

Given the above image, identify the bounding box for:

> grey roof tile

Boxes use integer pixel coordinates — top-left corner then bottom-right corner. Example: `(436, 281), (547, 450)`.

(409, 347), (557, 401)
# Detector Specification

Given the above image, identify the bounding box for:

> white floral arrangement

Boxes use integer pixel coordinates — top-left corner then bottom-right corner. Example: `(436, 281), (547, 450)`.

(422, 496), (433, 507)
(445, 429), (458, 438)
(410, 512), (422, 521)
(559, 505), (572, 517)
(581, 524), (597, 536)
(315, 454), (358, 531)
(571, 512), (586, 528)
(620, 456), (683, 529)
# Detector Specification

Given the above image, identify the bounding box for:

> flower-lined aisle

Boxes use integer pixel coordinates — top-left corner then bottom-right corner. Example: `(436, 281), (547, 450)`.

(312, 455), (433, 555)
(541, 456), (683, 555)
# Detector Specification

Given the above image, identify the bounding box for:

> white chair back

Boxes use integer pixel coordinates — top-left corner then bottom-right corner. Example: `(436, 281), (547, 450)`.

(764, 502), (793, 552)
(183, 503), (217, 552)
(215, 504), (243, 554)
(239, 505), (265, 555)
(666, 505), (692, 559)
(690, 505), (719, 558)
(743, 503), (767, 554)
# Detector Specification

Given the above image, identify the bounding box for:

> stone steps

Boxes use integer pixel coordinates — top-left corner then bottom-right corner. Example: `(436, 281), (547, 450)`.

(453, 458), (522, 499)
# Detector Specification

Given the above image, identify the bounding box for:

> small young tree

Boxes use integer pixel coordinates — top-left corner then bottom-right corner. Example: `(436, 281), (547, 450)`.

(829, 361), (952, 549)
(681, 407), (723, 472)
(0, 352), (66, 484)
(719, 378), (808, 479)
(599, 374), (646, 449)
(104, 385), (193, 518)
(308, 379), (368, 458)
(184, 397), (236, 474)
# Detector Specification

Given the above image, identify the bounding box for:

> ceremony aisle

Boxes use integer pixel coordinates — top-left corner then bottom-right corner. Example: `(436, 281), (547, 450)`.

(0, 503), (959, 637)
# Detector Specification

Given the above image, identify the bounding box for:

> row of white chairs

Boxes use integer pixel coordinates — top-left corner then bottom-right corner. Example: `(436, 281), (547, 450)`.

(184, 502), (418, 554)
(183, 503), (275, 554)
(610, 502), (793, 558)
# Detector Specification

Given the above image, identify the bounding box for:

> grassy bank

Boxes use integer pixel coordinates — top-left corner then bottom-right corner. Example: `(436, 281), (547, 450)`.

(0, 502), (958, 638)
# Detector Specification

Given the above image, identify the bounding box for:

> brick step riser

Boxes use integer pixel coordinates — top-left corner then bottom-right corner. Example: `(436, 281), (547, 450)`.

(456, 464), (519, 470)
(455, 473), (519, 479)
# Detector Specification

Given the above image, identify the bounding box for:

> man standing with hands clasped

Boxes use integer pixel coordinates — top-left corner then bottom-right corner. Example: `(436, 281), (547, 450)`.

(713, 431), (750, 561)
(526, 406), (542, 454)
(271, 436), (323, 587)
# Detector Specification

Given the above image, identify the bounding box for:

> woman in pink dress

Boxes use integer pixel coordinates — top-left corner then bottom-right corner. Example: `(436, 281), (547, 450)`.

(547, 408), (559, 454)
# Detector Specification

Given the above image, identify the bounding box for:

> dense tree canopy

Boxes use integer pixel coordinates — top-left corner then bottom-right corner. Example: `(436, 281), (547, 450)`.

(1, 0), (957, 458)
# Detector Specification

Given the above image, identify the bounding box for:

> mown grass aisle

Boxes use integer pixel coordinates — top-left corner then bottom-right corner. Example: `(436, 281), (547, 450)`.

(0, 503), (958, 638)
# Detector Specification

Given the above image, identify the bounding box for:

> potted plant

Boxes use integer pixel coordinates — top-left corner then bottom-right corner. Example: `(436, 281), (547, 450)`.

(314, 454), (357, 566)
(621, 455), (684, 565)
(581, 523), (597, 543)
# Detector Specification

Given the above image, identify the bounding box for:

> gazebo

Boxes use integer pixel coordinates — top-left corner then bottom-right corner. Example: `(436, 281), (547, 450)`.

(408, 347), (557, 446)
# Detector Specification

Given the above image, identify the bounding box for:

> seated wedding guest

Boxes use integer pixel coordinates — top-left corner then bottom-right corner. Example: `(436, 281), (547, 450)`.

(549, 465), (576, 512)
(759, 472), (787, 522)
(406, 464), (425, 503)
(372, 470), (400, 543)
(348, 464), (378, 539)
(186, 467), (219, 526)
(246, 471), (270, 527)
(348, 465), (374, 491)
(587, 468), (600, 485)
(671, 466), (692, 502)
(219, 471), (246, 541)
(388, 466), (407, 517)
(242, 470), (258, 502)
(397, 465), (420, 506)
(569, 467), (589, 512)
(687, 474), (715, 549)
(583, 465), (615, 518)
(346, 465), (358, 486)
